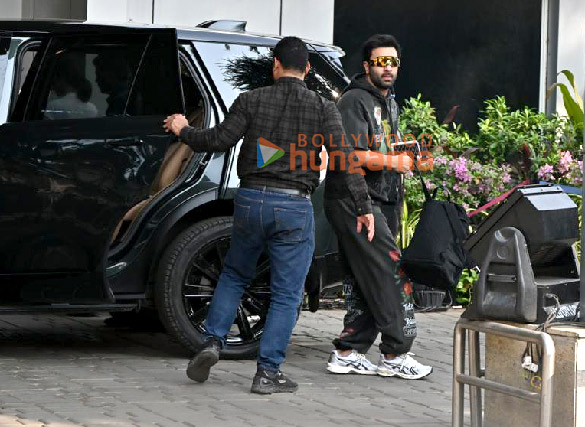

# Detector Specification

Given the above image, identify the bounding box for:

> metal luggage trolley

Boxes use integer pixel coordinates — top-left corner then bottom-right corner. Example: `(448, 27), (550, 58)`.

(452, 319), (555, 427)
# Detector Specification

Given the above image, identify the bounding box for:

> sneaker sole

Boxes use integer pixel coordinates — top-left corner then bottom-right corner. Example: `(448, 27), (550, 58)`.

(327, 364), (378, 375)
(251, 383), (298, 395)
(186, 349), (219, 383)
(378, 367), (433, 380)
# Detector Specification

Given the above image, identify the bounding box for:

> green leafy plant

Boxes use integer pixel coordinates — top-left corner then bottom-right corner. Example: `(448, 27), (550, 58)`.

(397, 199), (421, 250)
(476, 96), (567, 174)
(399, 94), (448, 145)
(398, 92), (582, 304)
(456, 269), (479, 305)
(548, 70), (584, 143)
(403, 154), (513, 213)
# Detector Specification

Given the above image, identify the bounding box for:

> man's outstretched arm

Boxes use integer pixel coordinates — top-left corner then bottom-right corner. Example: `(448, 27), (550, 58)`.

(164, 93), (249, 152)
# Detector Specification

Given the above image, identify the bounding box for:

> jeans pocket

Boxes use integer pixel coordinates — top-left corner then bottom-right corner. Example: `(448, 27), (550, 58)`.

(273, 207), (309, 243)
(234, 202), (251, 234)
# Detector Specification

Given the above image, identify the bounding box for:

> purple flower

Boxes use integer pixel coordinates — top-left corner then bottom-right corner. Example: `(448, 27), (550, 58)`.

(434, 156), (448, 166)
(537, 164), (555, 181)
(449, 158), (472, 183)
(558, 151), (573, 174)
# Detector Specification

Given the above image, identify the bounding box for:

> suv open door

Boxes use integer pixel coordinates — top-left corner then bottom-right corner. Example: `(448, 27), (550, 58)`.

(0, 27), (184, 304)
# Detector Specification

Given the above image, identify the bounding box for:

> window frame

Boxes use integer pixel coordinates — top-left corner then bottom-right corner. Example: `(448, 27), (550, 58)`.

(177, 48), (212, 130)
(9, 37), (48, 122)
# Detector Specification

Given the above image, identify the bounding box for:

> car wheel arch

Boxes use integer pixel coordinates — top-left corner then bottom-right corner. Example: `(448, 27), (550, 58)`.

(146, 195), (235, 289)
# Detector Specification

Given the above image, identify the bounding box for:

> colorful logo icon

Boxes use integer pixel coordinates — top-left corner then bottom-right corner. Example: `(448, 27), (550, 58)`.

(257, 137), (284, 168)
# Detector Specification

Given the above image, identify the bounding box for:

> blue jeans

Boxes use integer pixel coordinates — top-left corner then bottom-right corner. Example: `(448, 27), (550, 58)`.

(204, 187), (315, 372)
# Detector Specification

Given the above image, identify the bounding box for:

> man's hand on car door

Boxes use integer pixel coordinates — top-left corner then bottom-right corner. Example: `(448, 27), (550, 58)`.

(163, 114), (189, 136)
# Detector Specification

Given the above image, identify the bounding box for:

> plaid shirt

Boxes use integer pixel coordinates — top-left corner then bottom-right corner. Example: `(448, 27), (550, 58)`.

(180, 77), (372, 214)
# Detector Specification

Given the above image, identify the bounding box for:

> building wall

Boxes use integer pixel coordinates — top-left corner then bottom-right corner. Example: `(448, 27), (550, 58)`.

(556, 0), (585, 115)
(153, 0), (281, 35)
(2, 0), (26, 19)
(334, 0), (543, 131)
(0, 0), (334, 43)
(3, 0), (88, 20)
(280, 0), (334, 43)
(85, 0), (334, 43)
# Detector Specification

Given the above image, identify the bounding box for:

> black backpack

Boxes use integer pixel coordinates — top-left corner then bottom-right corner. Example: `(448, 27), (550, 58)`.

(401, 172), (471, 291)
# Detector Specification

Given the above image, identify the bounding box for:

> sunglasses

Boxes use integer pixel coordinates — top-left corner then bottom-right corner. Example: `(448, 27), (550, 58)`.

(369, 56), (401, 68)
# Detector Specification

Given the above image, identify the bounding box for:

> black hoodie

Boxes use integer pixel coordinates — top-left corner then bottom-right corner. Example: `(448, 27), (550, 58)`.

(325, 73), (403, 204)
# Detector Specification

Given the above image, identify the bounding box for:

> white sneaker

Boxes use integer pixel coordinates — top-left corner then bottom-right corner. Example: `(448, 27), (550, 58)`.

(377, 353), (433, 379)
(327, 350), (378, 375)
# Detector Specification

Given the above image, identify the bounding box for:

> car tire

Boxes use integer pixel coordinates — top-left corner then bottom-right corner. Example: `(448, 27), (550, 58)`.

(155, 217), (271, 360)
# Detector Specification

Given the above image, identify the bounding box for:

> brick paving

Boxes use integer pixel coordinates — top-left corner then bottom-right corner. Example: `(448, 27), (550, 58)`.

(0, 308), (465, 427)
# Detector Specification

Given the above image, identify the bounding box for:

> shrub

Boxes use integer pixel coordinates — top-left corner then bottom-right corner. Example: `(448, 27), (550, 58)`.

(399, 93), (582, 303)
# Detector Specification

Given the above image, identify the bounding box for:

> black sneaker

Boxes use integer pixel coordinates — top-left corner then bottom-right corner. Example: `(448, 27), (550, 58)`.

(250, 368), (298, 394)
(186, 338), (221, 383)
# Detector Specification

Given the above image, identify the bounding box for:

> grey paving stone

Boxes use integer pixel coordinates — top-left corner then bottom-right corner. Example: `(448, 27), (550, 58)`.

(0, 309), (465, 426)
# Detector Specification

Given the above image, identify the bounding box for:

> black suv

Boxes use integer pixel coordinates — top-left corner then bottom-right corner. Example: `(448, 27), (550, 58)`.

(0, 20), (346, 358)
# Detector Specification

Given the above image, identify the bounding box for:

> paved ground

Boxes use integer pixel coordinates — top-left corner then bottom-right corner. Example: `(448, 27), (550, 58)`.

(0, 308), (465, 427)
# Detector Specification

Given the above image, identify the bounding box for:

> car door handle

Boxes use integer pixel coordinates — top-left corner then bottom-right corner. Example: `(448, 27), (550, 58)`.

(106, 137), (143, 147)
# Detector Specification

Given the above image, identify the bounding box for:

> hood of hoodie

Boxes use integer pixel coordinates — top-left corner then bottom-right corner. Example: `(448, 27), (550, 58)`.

(343, 72), (394, 102)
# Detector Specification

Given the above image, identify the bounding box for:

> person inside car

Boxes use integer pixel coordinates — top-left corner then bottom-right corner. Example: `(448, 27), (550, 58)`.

(44, 55), (97, 120)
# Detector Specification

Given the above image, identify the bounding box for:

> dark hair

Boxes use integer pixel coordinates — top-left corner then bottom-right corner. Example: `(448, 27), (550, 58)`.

(362, 34), (401, 62)
(273, 36), (308, 72)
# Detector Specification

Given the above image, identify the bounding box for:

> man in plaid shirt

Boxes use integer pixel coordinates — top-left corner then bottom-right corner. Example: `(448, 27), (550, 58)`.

(164, 36), (373, 394)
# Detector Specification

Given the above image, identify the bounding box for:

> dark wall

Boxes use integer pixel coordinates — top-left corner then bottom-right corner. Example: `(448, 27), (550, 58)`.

(334, 0), (542, 131)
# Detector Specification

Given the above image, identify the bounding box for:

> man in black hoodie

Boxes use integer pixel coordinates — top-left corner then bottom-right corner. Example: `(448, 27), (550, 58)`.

(324, 34), (432, 379)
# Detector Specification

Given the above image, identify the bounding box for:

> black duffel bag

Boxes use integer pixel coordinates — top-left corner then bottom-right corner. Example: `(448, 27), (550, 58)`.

(401, 171), (471, 291)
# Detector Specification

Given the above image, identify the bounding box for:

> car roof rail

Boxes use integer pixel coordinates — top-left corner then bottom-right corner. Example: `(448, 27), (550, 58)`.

(196, 20), (247, 32)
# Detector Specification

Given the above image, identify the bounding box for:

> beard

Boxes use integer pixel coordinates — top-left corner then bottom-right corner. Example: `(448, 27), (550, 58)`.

(369, 71), (395, 90)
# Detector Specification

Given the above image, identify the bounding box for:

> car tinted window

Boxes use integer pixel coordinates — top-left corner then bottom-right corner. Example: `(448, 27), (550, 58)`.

(126, 33), (183, 116)
(306, 52), (347, 102)
(28, 34), (148, 120)
(179, 53), (206, 128)
(193, 42), (273, 107)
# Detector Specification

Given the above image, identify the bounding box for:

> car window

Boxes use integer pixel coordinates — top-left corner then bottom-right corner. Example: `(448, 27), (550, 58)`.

(193, 42), (347, 106)
(27, 34), (149, 120)
(193, 42), (273, 107)
(179, 52), (206, 128)
(306, 52), (347, 102)
(7, 38), (47, 123)
(15, 44), (39, 97)
(126, 33), (183, 117)
(0, 37), (10, 110)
